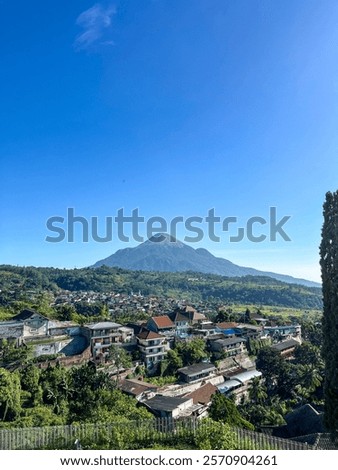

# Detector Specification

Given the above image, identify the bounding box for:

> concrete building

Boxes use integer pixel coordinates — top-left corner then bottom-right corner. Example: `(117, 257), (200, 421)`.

(177, 363), (216, 383)
(136, 329), (168, 369)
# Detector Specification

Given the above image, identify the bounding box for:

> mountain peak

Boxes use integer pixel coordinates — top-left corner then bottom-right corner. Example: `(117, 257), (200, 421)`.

(148, 233), (177, 243)
(144, 233), (185, 247)
(91, 235), (320, 288)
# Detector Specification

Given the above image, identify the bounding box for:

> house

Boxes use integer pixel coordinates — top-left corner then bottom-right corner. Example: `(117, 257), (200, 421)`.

(215, 322), (239, 337)
(233, 323), (263, 340)
(177, 362), (216, 383)
(192, 321), (218, 337)
(136, 329), (168, 369)
(0, 311), (92, 359)
(208, 336), (247, 357)
(0, 309), (50, 344)
(217, 379), (244, 399)
(147, 315), (175, 335)
(248, 311), (268, 325)
(13, 309), (49, 338)
(218, 369), (262, 402)
(170, 306), (206, 325)
(168, 311), (190, 335)
(281, 404), (325, 437)
(84, 321), (123, 363)
(48, 320), (81, 337)
(264, 325), (302, 341)
(120, 378), (159, 401)
(126, 321), (148, 336)
(271, 337), (301, 358)
(184, 382), (218, 418)
(118, 326), (135, 343)
(143, 395), (194, 418)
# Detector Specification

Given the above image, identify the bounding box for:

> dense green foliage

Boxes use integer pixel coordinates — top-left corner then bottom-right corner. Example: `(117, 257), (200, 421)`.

(157, 338), (208, 378)
(320, 190), (338, 435)
(209, 393), (254, 430)
(0, 264), (322, 309)
(240, 338), (324, 427)
(0, 361), (152, 428)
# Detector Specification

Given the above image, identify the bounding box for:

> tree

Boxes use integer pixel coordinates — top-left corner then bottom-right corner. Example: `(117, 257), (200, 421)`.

(243, 308), (251, 323)
(164, 349), (183, 375)
(107, 345), (132, 382)
(297, 364), (323, 394)
(209, 393), (254, 430)
(293, 342), (323, 368)
(0, 339), (31, 368)
(55, 304), (77, 321)
(40, 363), (71, 417)
(248, 377), (267, 405)
(0, 368), (21, 421)
(320, 190), (338, 435)
(299, 320), (323, 348)
(255, 348), (284, 394)
(239, 403), (285, 427)
(19, 363), (43, 407)
(68, 362), (113, 421)
(175, 338), (208, 366)
(194, 418), (238, 450)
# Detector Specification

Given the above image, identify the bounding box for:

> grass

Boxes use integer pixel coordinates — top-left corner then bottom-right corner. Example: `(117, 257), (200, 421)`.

(226, 304), (322, 322)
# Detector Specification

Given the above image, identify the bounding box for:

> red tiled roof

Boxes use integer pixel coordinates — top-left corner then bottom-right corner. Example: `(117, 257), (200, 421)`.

(185, 383), (217, 405)
(151, 315), (175, 329)
(136, 329), (164, 340)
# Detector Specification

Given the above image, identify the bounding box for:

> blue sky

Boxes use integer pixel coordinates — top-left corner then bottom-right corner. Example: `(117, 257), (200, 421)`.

(1, 0), (338, 282)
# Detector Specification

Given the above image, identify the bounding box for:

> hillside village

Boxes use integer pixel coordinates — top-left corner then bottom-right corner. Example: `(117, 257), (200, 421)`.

(0, 300), (303, 422)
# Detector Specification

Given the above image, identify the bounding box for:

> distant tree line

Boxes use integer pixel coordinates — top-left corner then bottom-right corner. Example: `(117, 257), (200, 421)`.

(0, 265), (322, 310)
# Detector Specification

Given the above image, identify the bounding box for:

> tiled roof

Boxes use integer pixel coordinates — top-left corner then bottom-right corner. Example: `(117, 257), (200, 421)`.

(136, 329), (164, 340)
(185, 383), (217, 405)
(121, 379), (158, 397)
(151, 315), (175, 329)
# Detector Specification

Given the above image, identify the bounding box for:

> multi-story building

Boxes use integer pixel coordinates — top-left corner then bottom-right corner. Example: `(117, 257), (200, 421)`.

(84, 321), (124, 363)
(147, 315), (176, 336)
(136, 329), (168, 369)
(0, 309), (50, 344)
(263, 325), (302, 341)
(208, 336), (247, 357)
(177, 362), (216, 383)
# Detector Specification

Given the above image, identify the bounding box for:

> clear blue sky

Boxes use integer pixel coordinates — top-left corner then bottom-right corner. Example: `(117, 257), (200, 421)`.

(1, 0), (338, 283)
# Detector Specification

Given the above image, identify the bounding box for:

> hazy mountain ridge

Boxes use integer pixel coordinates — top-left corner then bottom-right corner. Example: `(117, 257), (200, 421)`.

(92, 233), (320, 288)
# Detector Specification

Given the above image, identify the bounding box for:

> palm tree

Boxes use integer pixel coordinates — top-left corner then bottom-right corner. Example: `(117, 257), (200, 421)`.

(298, 365), (323, 392)
(248, 377), (268, 404)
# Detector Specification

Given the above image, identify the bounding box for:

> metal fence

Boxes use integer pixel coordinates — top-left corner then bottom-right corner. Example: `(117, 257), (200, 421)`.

(0, 417), (321, 450)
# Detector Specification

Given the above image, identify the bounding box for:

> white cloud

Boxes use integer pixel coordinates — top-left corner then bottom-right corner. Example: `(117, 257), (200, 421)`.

(74, 3), (116, 51)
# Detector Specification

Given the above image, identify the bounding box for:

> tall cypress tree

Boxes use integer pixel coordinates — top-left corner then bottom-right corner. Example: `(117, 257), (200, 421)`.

(320, 190), (338, 436)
